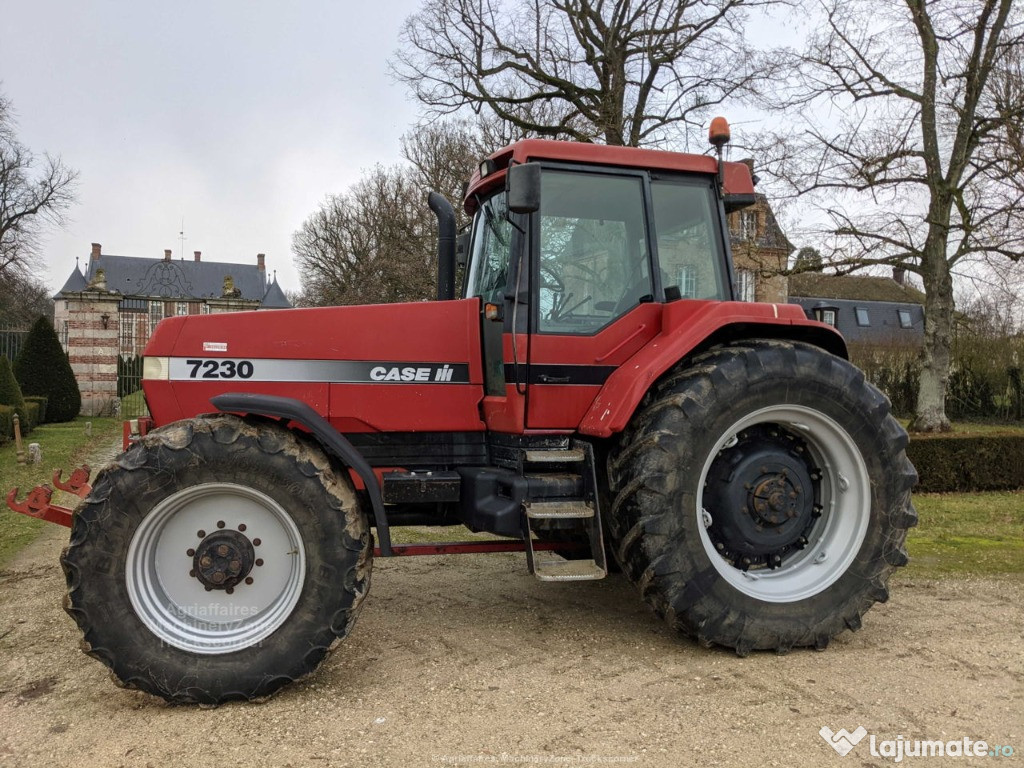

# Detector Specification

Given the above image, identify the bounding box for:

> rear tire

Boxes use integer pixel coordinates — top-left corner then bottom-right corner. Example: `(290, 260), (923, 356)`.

(61, 414), (372, 704)
(607, 340), (917, 654)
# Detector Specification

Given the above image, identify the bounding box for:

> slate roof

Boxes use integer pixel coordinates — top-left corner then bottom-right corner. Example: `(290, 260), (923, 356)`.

(54, 264), (87, 297)
(260, 278), (292, 308)
(789, 272), (926, 305)
(74, 254), (267, 301)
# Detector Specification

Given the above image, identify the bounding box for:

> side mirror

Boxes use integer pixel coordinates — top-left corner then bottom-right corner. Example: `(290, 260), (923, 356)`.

(455, 231), (470, 268)
(507, 162), (541, 214)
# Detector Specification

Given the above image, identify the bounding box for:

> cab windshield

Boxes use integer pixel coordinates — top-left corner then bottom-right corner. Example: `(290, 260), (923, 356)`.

(464, 191), (513, 303)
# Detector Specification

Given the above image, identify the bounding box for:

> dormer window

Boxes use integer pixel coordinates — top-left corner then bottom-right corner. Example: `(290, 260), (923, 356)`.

(739, 210), (757, 240)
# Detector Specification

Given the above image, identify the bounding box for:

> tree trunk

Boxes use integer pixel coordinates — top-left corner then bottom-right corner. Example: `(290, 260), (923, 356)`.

(910, 243), (955, 432)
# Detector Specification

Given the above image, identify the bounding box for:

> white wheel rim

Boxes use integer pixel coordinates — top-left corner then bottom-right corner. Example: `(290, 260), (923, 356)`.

(126, 483), (306, 655)
(697, 405), (870, 603)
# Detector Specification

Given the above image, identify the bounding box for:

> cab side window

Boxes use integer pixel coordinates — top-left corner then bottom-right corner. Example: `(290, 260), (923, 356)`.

(651, 180), (727, 301)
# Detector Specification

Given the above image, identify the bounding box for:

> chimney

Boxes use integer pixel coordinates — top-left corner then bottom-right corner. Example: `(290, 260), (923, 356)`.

(194, 251), (202, 262)
(893, 266), (905, 285)
(257, 253), (266, 272)
(90, 243), (101, 261)
(163, 249), (172, 262)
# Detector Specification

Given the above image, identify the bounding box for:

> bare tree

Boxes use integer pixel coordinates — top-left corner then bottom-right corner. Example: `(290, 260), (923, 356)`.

(393, 0), (777, 147)
(0, 91), (78, 282)
(760, 0), (1024, 431)
(0, 271), (52, 325)
(293, 120), (486, 306)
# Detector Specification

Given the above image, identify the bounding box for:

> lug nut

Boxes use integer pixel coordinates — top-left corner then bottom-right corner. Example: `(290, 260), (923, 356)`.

(200, 556), (212, 568)
(217, 545), (229, 556)
(238, 524), (247, 532)
(186, 548), (195, 557)
(197, 529), (206, 538)
(245, 577), (254, 585)
(252, 538), (262, 547)
(211, 572), (225, 584)
(217, 520), (226, 529)
(229, 560), (241, 572)
(255, 558), (264, 567)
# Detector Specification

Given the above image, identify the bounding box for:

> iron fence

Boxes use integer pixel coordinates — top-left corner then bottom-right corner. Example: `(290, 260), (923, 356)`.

(0, 323), (29, 362)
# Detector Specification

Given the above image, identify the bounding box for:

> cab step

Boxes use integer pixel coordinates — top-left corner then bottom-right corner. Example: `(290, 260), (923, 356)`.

(525, 500), (594, 519)
(533, 554), (606, 582)
(521, 441), (608, 583)
(523, 448), (585, 463)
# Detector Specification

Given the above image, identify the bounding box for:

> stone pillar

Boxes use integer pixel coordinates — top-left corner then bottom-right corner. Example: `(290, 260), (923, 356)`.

(66, 291), (121, 416)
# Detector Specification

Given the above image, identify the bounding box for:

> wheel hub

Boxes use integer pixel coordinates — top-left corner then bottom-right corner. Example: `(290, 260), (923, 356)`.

(704, 425), (819, 568)
(192, 530), (255, 590)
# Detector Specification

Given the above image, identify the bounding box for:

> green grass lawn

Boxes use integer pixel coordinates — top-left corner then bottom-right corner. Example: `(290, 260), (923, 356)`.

(904, 491), (1024, 578)
(0, 417), (121, 567)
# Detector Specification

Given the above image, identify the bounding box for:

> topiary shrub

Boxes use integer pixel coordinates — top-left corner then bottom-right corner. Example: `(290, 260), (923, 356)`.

(24, 395), (47, 424)
(14, 315), (81, 421)
(0, 404), (13, 443)
(0, 356), (28, 429)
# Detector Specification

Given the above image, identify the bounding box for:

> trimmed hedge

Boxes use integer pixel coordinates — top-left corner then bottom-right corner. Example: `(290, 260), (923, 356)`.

(24, 395), (47, 424)
(907, 434), (1024, 493)
(24, 400), (40, 431)
(0, 404), (12, 444)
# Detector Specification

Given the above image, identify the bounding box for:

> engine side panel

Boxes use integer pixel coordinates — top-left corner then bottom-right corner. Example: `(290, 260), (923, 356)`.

(143, 299), (486, 433)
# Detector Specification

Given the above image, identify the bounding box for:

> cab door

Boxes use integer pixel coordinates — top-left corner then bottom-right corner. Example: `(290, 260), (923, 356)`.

(525, 168), (730, 430)
(526, 168), (662, 429)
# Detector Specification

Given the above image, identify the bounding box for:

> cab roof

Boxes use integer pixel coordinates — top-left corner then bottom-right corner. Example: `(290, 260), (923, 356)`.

(464, 138), (755, 212)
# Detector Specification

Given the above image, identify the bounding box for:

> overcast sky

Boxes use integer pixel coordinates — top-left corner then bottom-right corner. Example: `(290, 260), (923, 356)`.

(1, 0), (428, 294)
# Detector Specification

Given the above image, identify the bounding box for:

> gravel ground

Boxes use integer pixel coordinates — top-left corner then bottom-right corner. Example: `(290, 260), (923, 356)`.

(0, 440), (1021, 767)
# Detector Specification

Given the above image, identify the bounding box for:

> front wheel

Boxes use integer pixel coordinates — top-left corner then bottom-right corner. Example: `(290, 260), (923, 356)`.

(607, 340), (917, 654)
(61, 415), (372, 704)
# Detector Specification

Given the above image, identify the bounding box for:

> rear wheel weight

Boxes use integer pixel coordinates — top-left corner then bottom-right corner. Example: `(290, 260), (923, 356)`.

(61, 415), (372, 704)
(608, 340), (917, 653)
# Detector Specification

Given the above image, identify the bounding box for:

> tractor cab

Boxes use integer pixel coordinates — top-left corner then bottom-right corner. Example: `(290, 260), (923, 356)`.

(461, 138), (753, 433)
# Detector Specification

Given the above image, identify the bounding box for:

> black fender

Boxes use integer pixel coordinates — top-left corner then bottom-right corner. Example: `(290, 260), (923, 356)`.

(211, 393), (392, 555)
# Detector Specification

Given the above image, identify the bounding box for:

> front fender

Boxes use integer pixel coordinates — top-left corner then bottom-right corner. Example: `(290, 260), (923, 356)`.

(211, 392), (392, 555)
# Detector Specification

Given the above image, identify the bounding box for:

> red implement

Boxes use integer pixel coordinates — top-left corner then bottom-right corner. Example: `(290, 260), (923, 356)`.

(52, 464), (92, 498)
(5, 485), (74, 528)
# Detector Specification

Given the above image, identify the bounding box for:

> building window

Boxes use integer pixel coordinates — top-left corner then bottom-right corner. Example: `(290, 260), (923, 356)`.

(821, 309), (837, 327)
(176, 301), (189, 316)
(739, 210), (757, 240)
(677, 265), (698, 299)
(736, 269), (756, 302)
(898, 309), (913, 329)
(61, 321), (69, 352)
(201, 304), (211, 315)
(149, 301), (164, 333)
(855, 307), (871, 326)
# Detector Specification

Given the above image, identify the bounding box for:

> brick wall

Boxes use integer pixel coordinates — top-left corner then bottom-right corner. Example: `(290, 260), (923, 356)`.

(65, 292), (120, 416)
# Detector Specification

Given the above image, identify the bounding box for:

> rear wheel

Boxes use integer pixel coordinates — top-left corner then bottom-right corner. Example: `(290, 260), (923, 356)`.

(607, 340), (917, 654)
(61, 415), (372, 704)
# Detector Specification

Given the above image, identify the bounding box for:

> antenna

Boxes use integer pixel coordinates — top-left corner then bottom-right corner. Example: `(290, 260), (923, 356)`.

(178, 217), (187, 260)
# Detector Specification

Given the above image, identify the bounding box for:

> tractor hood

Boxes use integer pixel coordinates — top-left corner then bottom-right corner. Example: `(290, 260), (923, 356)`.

(141, 299), (486, 433)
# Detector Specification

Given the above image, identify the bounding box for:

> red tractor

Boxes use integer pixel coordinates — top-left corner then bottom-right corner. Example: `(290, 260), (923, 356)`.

(9, 120), (916, 704)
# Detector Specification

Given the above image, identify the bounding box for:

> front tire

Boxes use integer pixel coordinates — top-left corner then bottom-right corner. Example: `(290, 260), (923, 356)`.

(61, 415), (372, 704)
(607, 340), (917, 654)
